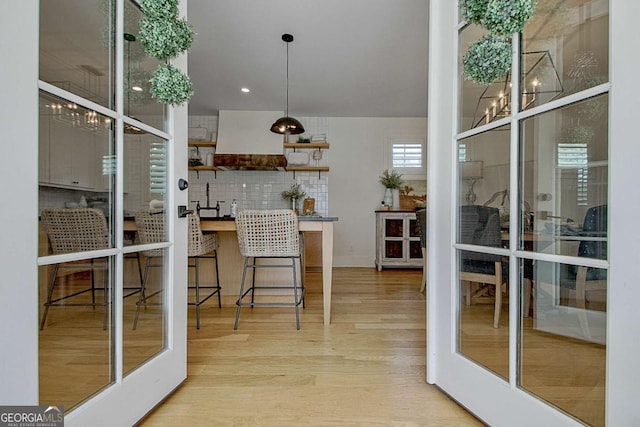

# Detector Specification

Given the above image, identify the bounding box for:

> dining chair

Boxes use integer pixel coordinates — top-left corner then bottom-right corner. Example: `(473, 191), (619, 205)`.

(459, 205), (506, 328)
(187, 213), (221, 329)
(560, 205), (608, 310)
(416, 208), (427, 293)
(233, 209), (304, 330)
(39, 208), (110, 330)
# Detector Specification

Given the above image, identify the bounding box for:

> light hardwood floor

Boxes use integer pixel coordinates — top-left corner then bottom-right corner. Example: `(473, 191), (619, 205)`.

(138, 268), (482, 426)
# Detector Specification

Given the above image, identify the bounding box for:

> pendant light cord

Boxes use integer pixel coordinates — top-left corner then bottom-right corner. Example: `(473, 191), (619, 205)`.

(285, 39), (289, 117)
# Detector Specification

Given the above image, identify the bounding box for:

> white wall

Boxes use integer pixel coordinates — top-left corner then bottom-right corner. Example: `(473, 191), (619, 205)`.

(328, 117), (427, 267)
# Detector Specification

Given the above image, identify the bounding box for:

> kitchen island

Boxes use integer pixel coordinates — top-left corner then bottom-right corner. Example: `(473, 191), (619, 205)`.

(125, 215), (338, 326)
(201, 216), (338, 325)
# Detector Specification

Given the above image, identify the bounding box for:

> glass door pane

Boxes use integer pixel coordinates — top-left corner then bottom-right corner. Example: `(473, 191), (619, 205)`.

(518, 94), (608, 426)
(122, 131), (169, 375)
(40, 0), (114, 109)
(519, 260), (606, 426)
(457, 125), (510, 379)
(123, 0), (167, 132)
(521, 0), (609, 111)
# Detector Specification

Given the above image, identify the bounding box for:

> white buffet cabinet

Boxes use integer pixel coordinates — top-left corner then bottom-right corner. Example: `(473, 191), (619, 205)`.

(375, 210), (423, 270)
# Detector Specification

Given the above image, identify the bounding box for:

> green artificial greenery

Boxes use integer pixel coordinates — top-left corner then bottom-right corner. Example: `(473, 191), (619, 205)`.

(482, 0), (537, 36)
(281, 183), (307, 200)
(150, 64), (193, 106)
(139, 16), (194, 61)
(139, 0), (179, 20)
(463, 34), (512, 86)
(460, 0), (489, 25)
(379, 169), (404, 189)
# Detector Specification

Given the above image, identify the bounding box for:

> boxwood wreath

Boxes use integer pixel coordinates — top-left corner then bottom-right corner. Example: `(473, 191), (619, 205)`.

(461, 0), (537, 86)
(463, 35), (512, 86)
(138, 0), (194, 106)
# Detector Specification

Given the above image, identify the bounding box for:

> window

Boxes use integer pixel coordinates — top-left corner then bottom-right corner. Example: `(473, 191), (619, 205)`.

(557, 142), (589, 206)
(388, 138), (425, 177)
(150, 141), (166, 194)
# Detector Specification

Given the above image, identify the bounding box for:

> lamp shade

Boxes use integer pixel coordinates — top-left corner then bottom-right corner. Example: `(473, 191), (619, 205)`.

(461, 161), (483, 180)
(270, 33), (305, 135)
(270, 116), (305, 135)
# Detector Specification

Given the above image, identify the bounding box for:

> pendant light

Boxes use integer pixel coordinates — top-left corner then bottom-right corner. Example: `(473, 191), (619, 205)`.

(270, 34), (305, 135)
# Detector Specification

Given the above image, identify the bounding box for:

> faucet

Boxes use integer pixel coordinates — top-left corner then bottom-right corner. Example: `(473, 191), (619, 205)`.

(215, 201), (225, 217)
(190, 200), (201, 215)
(197, 182), (223, 216)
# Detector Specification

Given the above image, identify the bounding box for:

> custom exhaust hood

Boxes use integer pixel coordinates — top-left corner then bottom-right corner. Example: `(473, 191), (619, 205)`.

(214, 110), (288, 170)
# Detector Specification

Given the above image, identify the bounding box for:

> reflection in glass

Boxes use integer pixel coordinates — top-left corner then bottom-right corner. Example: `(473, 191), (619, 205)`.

(459, 24), (500, 132)
(458, 125), (511, 239)
(39, 0), (114, 108)
(124, 247), (168, 376)
(123, 132), (167, 246)
(38, 91), (115, 255)
(520, 95), (608, 256)
(124, 0), (166, 131)
(457, 248), (509, 380)
(457, 125), (511, 379)
(521, 0), (609, 110)
(38, 259), (114, 410)
(519, 259), (606, 426)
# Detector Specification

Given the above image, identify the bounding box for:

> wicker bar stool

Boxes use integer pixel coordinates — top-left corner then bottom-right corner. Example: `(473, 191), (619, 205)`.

(233, 209), (305, 330)
(133, 211), (221, 330)
(39, 208), (110, 330)
(188, 213), (221, 329)
(133, 210), (166, 330)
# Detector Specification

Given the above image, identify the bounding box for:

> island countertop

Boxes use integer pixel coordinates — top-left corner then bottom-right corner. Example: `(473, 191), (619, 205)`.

(198, 216), (338, 232)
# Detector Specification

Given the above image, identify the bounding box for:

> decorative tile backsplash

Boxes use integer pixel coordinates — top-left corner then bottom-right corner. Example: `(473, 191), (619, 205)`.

(188, 115), (330, 216)
(188, 170), (328, 216)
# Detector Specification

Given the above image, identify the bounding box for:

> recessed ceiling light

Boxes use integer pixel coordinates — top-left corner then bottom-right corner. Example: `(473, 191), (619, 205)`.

(132, 86), (143, 92)
(241, 87), (250, 93)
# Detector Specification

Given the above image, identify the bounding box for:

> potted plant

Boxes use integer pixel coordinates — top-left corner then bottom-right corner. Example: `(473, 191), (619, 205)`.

(281, 183), (306, 213)
(379, 169), (404, 208)
(379, 169), (404, 189)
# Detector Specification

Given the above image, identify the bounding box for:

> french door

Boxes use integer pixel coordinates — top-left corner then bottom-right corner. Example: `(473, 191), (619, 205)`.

(0, 1), (188, 425)
(428, 1), (640, 426)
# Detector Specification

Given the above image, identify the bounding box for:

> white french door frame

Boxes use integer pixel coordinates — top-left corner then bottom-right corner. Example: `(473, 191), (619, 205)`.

(0, 1), (189, 425)
(427, 0), (640, 425)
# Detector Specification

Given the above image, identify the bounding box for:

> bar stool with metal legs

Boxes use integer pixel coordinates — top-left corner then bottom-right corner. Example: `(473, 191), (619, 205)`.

(132, 210), (166, 330)
(187, 213), (221, 329)
(39, 208), (111, 330)
(233, 209), (304, 330)
(134, 211), (221, 329)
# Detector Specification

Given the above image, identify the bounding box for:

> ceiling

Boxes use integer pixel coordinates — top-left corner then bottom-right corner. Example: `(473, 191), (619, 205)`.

(187, 0), (429, 118)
